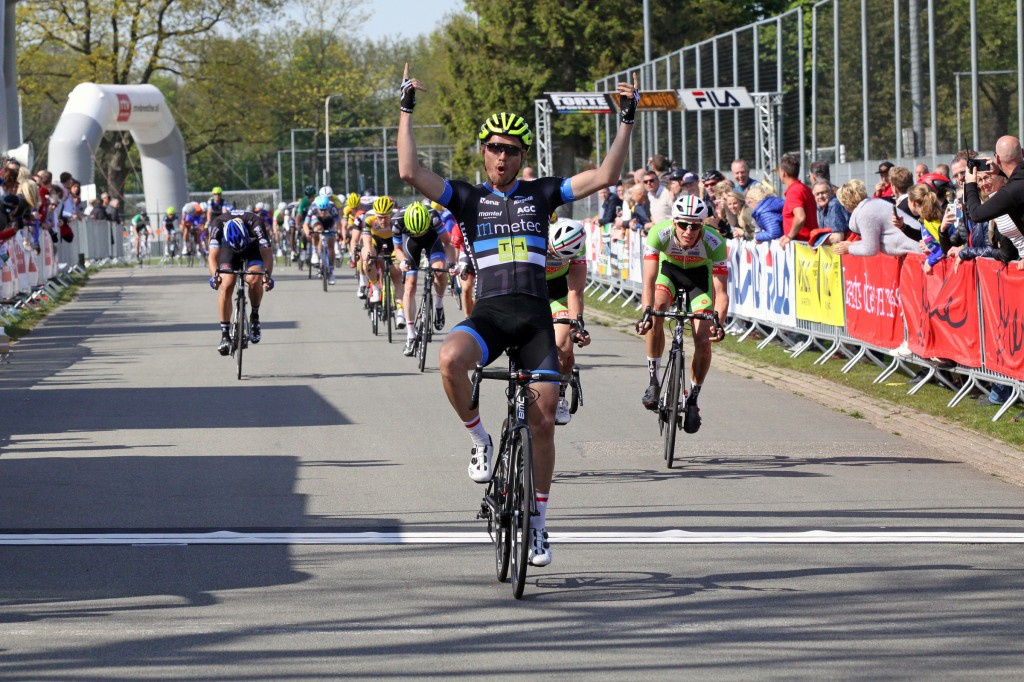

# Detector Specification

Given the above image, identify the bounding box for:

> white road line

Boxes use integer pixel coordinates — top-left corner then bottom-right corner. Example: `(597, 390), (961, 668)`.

(2, 530), (1024, 545)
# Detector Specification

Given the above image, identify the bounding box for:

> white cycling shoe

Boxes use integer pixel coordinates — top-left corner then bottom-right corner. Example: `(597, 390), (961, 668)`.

(467, 436), (494, 483)
(555, 396), (571, 425)
(528, 527), (552, 567)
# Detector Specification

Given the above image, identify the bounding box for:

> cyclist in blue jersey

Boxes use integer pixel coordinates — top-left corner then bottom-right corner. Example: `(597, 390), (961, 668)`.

(397, 62), (639, 568)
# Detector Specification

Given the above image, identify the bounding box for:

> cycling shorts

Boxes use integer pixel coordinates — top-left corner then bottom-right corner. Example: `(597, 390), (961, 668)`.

(403, 231), (446, 274)
(547, 273), (569, 318)
(134, 224), (149, 234)
(452, 294), (558, 374)
(218, 244), (265, 272)
(656, 260), (713, 312)
(370, 234), (394, 254)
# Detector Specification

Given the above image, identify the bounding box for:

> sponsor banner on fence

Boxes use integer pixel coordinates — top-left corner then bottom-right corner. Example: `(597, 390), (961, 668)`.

(754, 241), (797, 327)
(794, 244), (845, 326)
(842, 253), (904, 348)
(545, 92), (615, 115)
(900, 255), (981, 367)
(977, 259), (1024, 380)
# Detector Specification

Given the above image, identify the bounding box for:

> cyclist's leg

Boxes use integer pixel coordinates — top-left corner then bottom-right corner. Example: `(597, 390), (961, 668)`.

(438, 325), (486, 423)
(462, 272), (475, 315)
(402, 269), (417, 343)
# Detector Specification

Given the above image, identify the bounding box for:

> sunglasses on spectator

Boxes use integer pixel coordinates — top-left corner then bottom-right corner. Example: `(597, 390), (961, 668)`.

(643, 177), (658, 184)
(673, 220), (703, 231)
(482, 142), (523, 156)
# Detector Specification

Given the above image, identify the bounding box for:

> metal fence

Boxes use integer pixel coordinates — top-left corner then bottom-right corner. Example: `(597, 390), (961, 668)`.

(594, 0), (1024, 181)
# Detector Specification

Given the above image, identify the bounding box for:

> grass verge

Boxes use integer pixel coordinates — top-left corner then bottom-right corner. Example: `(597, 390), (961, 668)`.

(585, 288), (1023, 449)
(3, 269), (93, 342)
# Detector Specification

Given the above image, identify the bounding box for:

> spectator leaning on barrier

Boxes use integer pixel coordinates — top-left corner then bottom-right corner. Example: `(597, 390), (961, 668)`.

(832, 179), (922, 257)
(813, 181), (849, 242)
(626, 182), (653, 234)
(730, 159), (757, 193)
(874, 161), (896, 202)
(644, 170), (674, 224)
(948, 168), (1015, 270)
(778, 153), (817, 247)
(598, 183), (622, 226)
(745, 183), (784, 242)
(903, 183), (947, 273)
(724, 189), (756, 240)
(964, 136), (1024, 257)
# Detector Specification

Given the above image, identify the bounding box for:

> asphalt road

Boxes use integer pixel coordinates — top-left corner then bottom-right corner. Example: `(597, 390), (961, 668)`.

(2, 265), (1023, 680)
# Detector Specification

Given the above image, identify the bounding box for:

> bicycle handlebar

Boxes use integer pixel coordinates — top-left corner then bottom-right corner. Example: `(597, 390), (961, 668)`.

(553, 313), (590, 347)
(468, 362), (574, 411)
(216, 268), (268, 278)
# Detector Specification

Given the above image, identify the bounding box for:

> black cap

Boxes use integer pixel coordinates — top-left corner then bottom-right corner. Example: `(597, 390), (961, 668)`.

(668, 168), (688, 182)
(877, 161), (895, 174)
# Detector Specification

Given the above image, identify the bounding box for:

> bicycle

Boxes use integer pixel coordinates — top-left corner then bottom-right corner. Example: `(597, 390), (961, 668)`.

(448, 269), (463, 311)
(637, 293), (722, 468)
(368, 253), (395, 342)
(471, 354), (577, 599)
(135, 231), (150, 266)
(552, 314), (588, 417)
(316, 231), (331, 292)
(409, 265), (447, 372)
(216, 266), (268, 381)
(164, 231), (181, 265)
(186, 228), (208, 268)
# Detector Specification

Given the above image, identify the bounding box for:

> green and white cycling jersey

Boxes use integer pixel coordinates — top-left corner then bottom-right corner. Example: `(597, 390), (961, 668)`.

(643, 221), (728, 310)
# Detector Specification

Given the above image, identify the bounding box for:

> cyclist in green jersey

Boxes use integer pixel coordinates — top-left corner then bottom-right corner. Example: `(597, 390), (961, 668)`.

(636, 195), (729, 433)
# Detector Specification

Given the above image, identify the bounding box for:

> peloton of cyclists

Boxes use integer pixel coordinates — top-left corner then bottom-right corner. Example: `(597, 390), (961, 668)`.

(208, 209), (275, 355)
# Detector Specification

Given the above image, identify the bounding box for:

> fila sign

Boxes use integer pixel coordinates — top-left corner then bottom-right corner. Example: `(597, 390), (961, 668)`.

(679, 88), (755, 110)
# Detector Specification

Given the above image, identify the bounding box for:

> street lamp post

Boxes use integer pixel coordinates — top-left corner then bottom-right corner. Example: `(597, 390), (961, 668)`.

(290, 128), (315, 199)
(324, 94), (343, 186)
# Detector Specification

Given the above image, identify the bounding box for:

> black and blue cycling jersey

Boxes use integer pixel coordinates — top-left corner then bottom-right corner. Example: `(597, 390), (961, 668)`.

(437, 177), (574, 301)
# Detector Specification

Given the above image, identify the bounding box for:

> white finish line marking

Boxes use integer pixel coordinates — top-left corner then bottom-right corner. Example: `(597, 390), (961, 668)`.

(2, 530), (1024, 546)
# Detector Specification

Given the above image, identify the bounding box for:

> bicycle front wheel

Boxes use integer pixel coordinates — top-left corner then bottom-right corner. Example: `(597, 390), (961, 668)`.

(662, 347), (682, 468)
(489, 438), (511, 583)
(321, 248), (328, 292)
(384, 275), (393, 344)
(417, 303), (430, 373)
(509, 426), (533, 599)
(234, 291), (247, 381)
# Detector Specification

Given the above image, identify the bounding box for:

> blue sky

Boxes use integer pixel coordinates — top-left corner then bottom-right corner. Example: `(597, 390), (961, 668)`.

(362, 0), (466, 40)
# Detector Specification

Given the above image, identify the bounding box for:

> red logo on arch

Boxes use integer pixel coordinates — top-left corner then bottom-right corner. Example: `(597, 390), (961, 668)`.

(116, 94), (131, 122)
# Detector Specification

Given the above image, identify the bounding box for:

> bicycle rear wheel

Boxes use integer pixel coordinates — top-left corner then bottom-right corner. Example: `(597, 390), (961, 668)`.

(489, 433), (511, 582)
(662, 346), (682, 468)
(321, 244), (329, 292)
(417, 304), (430, 372)
(509, 427), (533, 599)
(370, 300), (379, 336)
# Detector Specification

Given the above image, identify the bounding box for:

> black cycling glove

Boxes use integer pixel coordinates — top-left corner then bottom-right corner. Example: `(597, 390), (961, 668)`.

(400, 79), (416, 113)
(620, 88), (641, 125)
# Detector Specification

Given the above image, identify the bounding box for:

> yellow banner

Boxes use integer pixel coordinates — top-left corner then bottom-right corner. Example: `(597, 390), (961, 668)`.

(817, 246), (845, 326)
(794, 243), (845, 325)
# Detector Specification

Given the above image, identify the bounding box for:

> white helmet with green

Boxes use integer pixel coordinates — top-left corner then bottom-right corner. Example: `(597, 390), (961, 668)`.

(548, 218), (587, 259)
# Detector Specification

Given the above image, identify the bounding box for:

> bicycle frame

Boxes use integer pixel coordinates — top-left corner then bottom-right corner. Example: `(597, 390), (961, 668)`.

(217, 266), (267, 380)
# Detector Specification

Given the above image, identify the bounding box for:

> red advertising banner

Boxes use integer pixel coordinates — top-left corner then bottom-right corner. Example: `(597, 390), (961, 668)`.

(899, 255), (981, 366)
(842, 253), (904, 348)
(977, 259), (1024, 380)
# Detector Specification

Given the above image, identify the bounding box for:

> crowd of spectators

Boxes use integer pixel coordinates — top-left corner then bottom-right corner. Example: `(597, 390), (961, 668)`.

(591, 135), (1024, 411)
(0, 156), (125, 264)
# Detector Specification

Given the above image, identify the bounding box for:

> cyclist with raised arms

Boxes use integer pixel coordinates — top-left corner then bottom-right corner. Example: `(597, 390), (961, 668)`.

(394, 201), (456, 355)
(546, 218), (591, 425)
(636, 195), (729, 433)
(208, 210), (274, 355)
(304, 195), (340, 284)
(398, 62), (639, 568)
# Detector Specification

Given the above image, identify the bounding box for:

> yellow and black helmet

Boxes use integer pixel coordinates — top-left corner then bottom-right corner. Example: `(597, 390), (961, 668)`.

(346, 192), (359, 209)
(404, 202), (431, 236)
(478, 112), (533, 150)
(373, 195), (394, 215)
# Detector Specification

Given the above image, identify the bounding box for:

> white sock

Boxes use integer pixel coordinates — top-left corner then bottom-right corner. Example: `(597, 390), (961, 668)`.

(359, 274), (367, 286)
(463, 416), (489, 447)
(407, 324), (417, 340)
(535, 491), (549, 528)
(435, 293), (444, 307)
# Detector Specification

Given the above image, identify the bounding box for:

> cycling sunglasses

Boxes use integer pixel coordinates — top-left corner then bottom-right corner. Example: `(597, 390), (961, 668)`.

(673, 220), (703, 231)
(482, 142), (524, 156)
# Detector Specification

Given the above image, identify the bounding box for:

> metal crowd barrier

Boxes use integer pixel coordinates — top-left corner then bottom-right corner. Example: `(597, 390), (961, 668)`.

(582, 221), (1024, 422)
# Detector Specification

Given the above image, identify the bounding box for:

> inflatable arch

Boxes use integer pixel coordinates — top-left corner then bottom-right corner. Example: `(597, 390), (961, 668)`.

(48, 83), (188, 215)
(1, 0), (22, 152)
